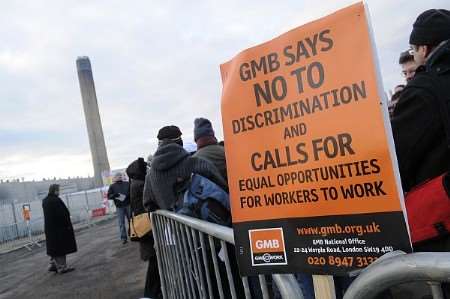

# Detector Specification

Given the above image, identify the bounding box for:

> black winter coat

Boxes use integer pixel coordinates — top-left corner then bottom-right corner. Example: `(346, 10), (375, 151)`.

(126, 158), (156, 260)
(107, 181), (130, 208)
(392, 40), (450, 251)
(42, 194), (77, 257)
(392, 40), (450, 192)
(143, 144), (228, 211)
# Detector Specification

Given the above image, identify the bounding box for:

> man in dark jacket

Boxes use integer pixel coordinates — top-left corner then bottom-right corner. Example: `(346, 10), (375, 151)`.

(392, 9), (450, 251)
(126, 157), (162, 299)
(107, 173), (131, 244)
(192, 118), (228, 182)
(143, 143), (227, 211)
(142, 143), (244, 298)
(42, 184), (76, 274)
(393, 10), (450, 195)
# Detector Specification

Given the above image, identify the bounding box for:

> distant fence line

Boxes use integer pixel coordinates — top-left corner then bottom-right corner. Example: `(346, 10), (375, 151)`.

(0, 188), (113, 248)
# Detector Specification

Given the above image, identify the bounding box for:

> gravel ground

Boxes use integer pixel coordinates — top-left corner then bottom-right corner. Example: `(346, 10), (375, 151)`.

(0, 218), (149, 299)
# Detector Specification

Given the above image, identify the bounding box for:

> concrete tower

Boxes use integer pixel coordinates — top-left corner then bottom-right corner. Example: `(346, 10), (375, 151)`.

(76, 56), (110, 187)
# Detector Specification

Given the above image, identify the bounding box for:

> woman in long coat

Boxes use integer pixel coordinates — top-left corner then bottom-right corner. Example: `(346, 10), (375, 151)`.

(42, 184), (77, 274)
(126, 157), (162, 298)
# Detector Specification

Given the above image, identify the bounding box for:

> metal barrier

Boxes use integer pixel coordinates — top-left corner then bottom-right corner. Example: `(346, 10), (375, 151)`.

(0, 217), (45, 253)
(344, 251), (450, 299)
(152, 211), (450, 299)
(151, 210), (303, 299)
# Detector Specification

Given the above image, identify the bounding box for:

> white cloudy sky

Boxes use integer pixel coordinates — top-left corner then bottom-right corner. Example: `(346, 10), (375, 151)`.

(0, 0), (447, 181)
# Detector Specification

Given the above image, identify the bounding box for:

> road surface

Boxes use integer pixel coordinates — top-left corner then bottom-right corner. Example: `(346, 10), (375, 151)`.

(0, 218), (149, 299)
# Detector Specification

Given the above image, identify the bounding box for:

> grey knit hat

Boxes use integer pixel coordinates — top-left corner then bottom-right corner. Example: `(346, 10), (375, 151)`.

(194, 118), (215, 141)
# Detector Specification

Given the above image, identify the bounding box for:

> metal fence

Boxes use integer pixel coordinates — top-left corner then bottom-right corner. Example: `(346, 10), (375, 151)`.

(151, 210), (303, 299)
(0, 187), (113, 253)
(152, 210), (450, 299)
(344, 251), (450, 299)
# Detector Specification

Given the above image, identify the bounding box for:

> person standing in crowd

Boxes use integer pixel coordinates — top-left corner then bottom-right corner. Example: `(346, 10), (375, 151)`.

(42, 184), (77, 274)
(399, 50), (418, 82)
(107, 173), (131, 244)
(143, 129), (243, 298)
(126, 157), (161, 299)
(392, 9), (450, 296)
(393, 8), (450, 198)
(143, 142), (227, 211)
(192, 118), (228, 181)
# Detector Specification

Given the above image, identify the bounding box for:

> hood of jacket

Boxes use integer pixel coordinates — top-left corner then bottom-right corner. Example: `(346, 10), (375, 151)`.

(427, 39), (450, 72)
(152, 143), (189, 171)
(126, 157), (147, 180)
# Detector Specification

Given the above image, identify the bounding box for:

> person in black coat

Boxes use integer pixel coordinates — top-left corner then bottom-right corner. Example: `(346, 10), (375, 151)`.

(42, 184), (77, 274)
(392, 9), (450, 298)
(126, 157), (161, 299)
(143, 143), (227, 211)
(392, 9), (450, 252)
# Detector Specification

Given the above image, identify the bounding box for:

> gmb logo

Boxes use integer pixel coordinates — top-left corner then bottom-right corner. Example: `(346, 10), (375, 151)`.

(249, 228), (288, 266)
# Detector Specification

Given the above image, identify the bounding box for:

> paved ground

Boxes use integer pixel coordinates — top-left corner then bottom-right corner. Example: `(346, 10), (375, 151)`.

(0, 218), (148, 299)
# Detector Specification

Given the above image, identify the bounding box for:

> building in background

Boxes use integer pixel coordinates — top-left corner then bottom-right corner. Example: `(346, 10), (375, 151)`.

(76, 56), (111, 187)
(0, 177), (95, 204)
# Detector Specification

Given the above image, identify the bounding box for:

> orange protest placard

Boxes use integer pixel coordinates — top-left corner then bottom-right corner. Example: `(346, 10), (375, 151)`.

(220, 2), (411, 275)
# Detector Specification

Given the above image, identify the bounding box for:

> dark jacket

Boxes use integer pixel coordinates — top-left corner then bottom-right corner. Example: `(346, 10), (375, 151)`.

(126, 158), (155, 260)
(107, 181), (130, 208)
(392, 40), (450, 192)
(143, 143), (228, 211)
(392, 40), (450, 251)
(193, 143), (228, 182)
(42, 194), (77, 257)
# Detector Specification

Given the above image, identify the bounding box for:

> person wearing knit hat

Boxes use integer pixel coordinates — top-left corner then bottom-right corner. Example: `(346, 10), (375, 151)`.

(194, 118), (215, 142)
(157, 125), (183, 147)
(142, 143), (245, 298)
(193, 118), (228, 182)
(126, 158), (161, 298)
(142, 143), (227, 211)
(391, 8), (450, 285)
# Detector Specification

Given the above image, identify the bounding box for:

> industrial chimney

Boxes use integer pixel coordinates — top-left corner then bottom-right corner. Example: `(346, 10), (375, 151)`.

(76, 56), (110, 187)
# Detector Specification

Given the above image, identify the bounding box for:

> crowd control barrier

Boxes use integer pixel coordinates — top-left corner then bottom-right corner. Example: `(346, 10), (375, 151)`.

(151, 210), (303, 299)
(344, 251), (450, 299)
(152, 210), (450, 299)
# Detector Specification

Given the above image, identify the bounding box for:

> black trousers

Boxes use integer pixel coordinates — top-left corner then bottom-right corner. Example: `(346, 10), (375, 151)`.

(144, 255), (162, 299)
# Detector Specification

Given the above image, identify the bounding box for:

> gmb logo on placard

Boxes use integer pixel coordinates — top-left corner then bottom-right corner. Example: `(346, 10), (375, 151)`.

(249, 228), (287, 266)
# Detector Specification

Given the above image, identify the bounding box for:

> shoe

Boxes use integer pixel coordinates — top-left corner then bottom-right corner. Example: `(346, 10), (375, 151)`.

(122, 239), (128, 244)
(59, 267), (75, 274)
(48, 265), (57, 272)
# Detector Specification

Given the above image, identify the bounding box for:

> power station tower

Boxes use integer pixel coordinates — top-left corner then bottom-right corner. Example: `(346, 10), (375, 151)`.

(76, 56), (110, 187)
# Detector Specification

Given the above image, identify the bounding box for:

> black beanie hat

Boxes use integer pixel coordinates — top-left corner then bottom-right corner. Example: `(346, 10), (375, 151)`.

(126, 157), (147, 180)
(409, 9), (450, 46)
(157, 125), (182, 141)
(194, 118), (215, 141)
